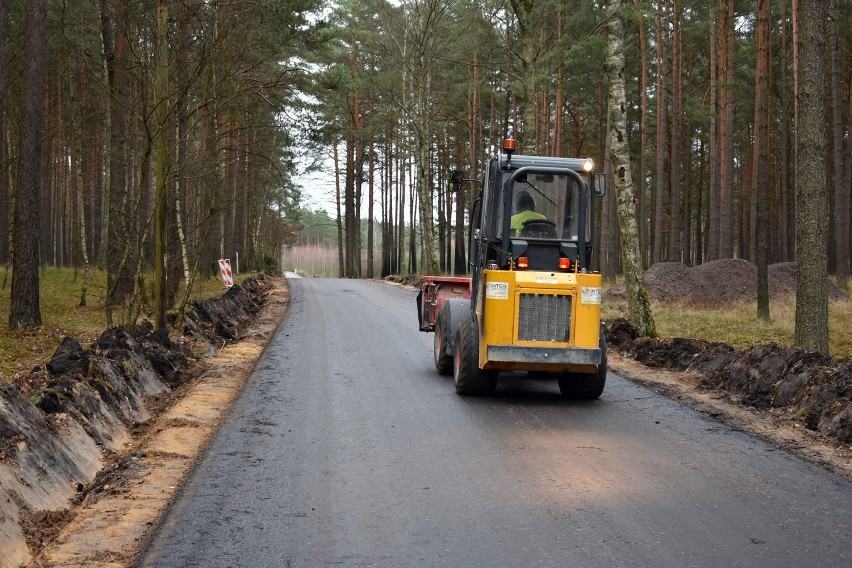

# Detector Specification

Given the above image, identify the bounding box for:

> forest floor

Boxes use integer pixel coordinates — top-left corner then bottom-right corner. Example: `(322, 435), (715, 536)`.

(3, 266), (851, 567)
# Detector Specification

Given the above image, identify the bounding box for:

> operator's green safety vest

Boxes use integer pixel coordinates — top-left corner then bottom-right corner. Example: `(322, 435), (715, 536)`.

(510, 209), (548, 233)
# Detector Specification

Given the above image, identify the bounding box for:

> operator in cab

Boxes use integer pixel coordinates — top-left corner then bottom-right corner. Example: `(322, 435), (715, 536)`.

(510, 190), (547, 235)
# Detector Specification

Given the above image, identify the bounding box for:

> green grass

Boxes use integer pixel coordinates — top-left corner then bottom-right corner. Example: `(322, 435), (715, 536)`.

(603, 296), (852, 359)
(0, 267), (258, 381)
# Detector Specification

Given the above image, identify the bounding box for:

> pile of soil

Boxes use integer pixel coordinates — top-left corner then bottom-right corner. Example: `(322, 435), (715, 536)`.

(607, 319), (852, 444)
(605, 260), (848, 304)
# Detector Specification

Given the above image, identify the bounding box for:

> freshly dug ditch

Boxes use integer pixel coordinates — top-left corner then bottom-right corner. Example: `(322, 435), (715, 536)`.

(0, 275), (272, 568)
(607, 318), (852, 444)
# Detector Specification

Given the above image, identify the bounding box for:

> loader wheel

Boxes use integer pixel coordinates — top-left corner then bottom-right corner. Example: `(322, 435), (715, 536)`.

(433, 308), (453, 375)
(557, 331), (607, 400)
(453, 318), (497, 396)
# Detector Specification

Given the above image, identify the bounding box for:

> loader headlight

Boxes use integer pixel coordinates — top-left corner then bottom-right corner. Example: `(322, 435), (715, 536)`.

(583, 158), (594, 172)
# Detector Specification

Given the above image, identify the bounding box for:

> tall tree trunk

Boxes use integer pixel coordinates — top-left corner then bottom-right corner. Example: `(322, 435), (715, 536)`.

(75, 61), (92, 306)
(101, 0), (132, 318)
(509, 0), (537, 153)
(830, 0), (848, 293)
(708, 2), (720, 261)
(344, 135), (356, 277)
(333, 133), (344, 278)
(793, 0), (829, 355)
(408, 170), (416, 274)
(454, 166), (466, 275)
(415, 66), (438, 275)
(607, 0), (656, 338)
(381, 128), (393, 277)
(76, 125), (91, 308)
(844, 72), (852, 293)
(367, 94), (375, 279)
(668, 0), (682, 263)
(719, 0), (735, 258)
(397, 132), (406, 274)
(553, 6), (564, 156)
(170, 0), (191, 305)
(754, 0), (771, 320)
(0, 0), (7, 266)
(602, 107), (618, 283)
(780, 0), (793, 261)
(10, 0), (47, 329)
(653, 0), (669, 264)
(633, 0), (650, 266)
(153, 0), (169, 332)
(684, 126), (693, 265)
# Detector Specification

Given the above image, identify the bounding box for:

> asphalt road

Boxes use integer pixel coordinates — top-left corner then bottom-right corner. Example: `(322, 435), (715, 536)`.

(138, 277), (851, 568)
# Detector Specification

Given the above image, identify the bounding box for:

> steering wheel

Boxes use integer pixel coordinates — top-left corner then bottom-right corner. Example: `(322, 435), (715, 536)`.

(520, 219), (557, 238)
(522, 219), (556, 229)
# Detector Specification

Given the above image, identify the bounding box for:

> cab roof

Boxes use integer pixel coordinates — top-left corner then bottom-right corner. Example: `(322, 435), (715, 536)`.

(496, 153), (589, 172)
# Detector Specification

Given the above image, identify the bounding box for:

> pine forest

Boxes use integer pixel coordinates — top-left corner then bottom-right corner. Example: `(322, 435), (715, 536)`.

(0, 0), (849, 347)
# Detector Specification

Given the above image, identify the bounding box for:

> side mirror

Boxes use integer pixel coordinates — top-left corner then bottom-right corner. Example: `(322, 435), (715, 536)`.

(593, 172), (606, 197)
(448, 169), (464, 192)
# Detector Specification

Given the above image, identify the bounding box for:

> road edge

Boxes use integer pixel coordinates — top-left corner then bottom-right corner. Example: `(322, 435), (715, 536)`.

(30, 278), (291, 567)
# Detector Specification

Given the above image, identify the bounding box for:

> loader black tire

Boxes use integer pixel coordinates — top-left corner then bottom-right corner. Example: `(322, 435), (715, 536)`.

(453, 318), (497, 396)
(557, 331), (607, 400)
(433, 307), (453, 375)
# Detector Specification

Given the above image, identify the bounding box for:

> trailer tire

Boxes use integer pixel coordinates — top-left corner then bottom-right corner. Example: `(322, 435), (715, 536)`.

(557, 331), (607, 399)
(433, 308), (453, 375)
(454, 318), (497, 396)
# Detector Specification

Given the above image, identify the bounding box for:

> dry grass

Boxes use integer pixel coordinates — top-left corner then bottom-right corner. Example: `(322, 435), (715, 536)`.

(603, 296), (852, 359)
(0, 267), (256, 381)
(283, 244), (340, 278)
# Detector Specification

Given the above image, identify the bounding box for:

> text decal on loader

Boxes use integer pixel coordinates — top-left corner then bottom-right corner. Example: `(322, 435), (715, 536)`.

(581, 287), (603, 304)
(486, 282), (509, 300)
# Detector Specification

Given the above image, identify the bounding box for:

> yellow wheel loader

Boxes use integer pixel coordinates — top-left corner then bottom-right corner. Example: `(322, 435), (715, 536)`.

(417, 139), (607, 398)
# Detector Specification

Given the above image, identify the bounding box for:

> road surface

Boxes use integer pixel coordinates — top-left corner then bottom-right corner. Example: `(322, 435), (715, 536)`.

(138, 277), (851, 567)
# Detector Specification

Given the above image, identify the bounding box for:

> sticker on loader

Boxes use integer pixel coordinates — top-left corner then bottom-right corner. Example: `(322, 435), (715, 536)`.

(486, 282), (509, 300)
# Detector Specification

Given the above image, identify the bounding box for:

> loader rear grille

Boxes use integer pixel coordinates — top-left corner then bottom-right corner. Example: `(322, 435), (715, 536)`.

(518, 293), (571, 342)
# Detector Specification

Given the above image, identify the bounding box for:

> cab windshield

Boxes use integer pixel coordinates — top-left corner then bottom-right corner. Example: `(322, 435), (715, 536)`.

(501, 172), (583, 240)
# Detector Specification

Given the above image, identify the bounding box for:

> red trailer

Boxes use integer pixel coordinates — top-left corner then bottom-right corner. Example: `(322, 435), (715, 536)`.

(416, 276), (471, 332)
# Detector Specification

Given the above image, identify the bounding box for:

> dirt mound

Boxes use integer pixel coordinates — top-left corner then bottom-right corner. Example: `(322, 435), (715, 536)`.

(605, 260), (848, 304)
(607, 319), (852, 443)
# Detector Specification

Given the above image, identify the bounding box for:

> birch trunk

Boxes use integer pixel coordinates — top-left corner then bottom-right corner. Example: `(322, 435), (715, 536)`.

(633, 0), (649, 266)
(607, 0), (656, 338)
(415, 63), (437, 275)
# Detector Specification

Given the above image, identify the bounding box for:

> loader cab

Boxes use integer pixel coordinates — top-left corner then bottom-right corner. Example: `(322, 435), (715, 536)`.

(469, 141), (605, 309)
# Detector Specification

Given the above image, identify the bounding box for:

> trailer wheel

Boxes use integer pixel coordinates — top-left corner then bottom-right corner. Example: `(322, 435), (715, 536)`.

(433, 308), (453, 375)
(557, 331), (607, 399)
(453, 318), (497, 396)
